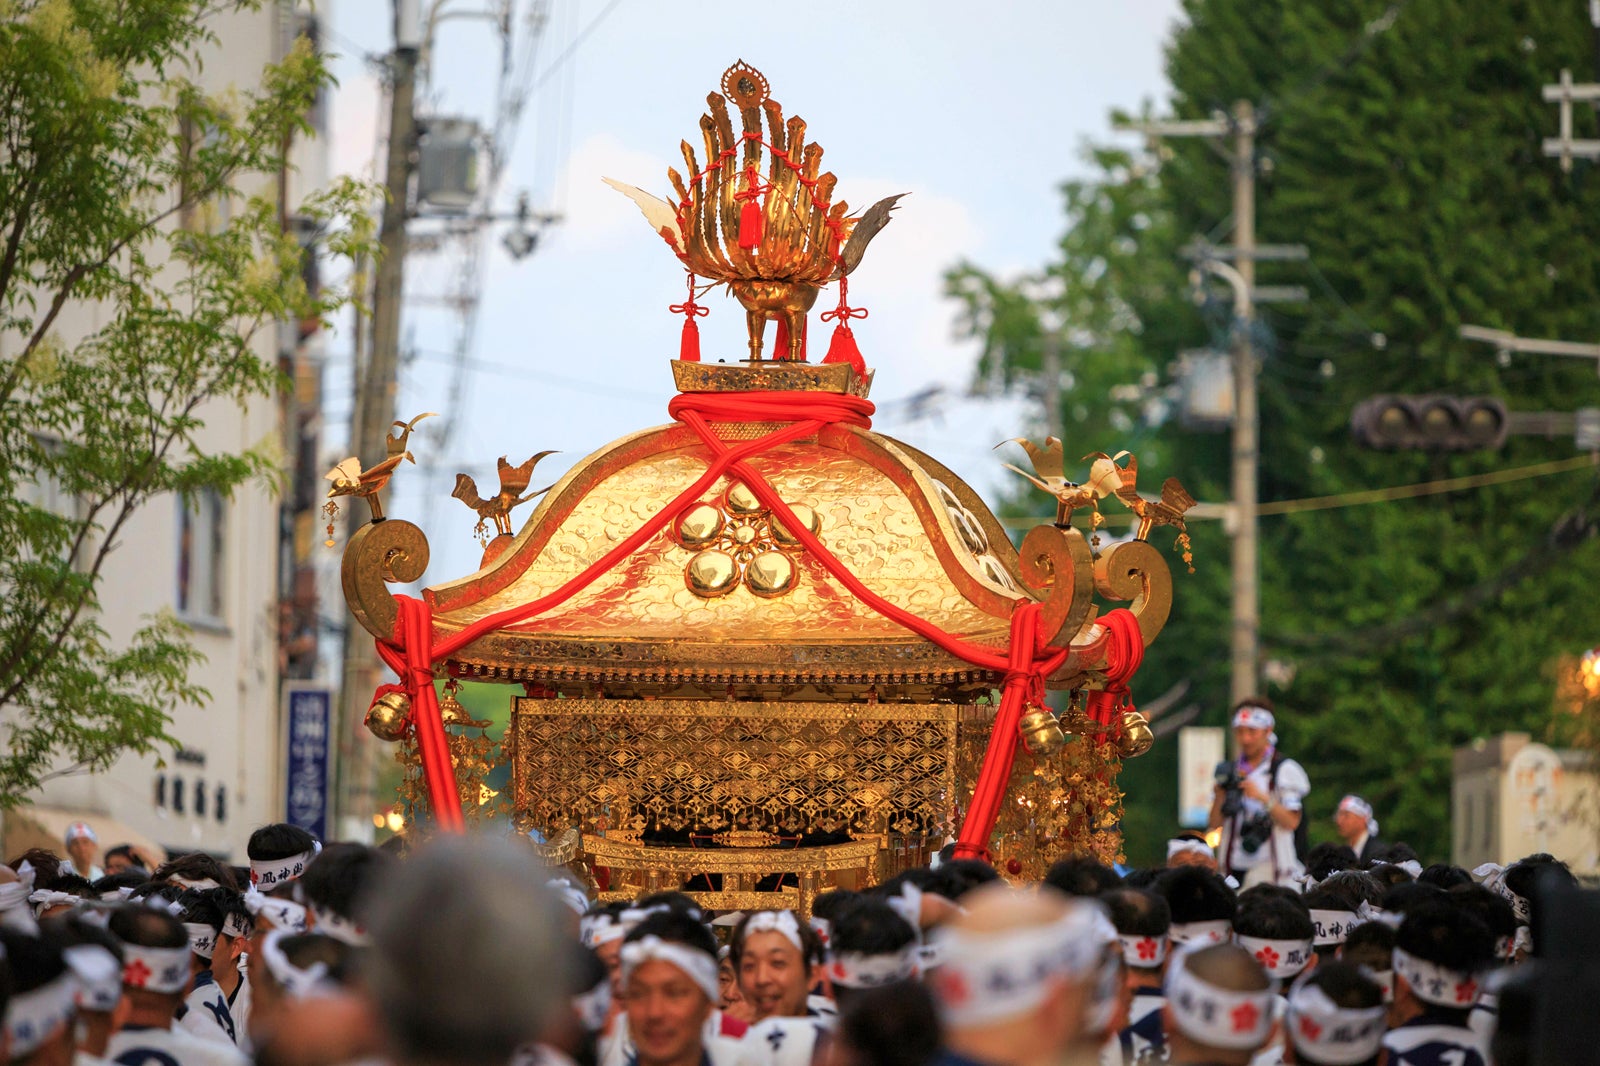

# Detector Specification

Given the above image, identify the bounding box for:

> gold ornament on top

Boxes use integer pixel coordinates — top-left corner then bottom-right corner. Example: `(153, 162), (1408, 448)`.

(603, 61), (906, 361)
(452, 451), (559, 542)
(676, 481), (819, 599)
(324, 411), (438, 524)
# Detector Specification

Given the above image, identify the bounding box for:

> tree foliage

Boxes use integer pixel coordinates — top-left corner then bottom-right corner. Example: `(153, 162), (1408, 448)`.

(0, 0), (376, 804)
(949, 0), (1600, 863)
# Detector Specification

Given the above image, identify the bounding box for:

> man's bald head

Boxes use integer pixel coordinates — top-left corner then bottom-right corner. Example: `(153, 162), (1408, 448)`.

(1185, 943), (1271, 992)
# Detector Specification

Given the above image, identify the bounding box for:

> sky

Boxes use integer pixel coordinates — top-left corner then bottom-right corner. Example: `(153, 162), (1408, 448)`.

(321, 0), (1185, 585)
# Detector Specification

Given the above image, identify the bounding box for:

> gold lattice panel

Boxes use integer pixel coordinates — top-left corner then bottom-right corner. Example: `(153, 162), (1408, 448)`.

(509, 698), (980, 840)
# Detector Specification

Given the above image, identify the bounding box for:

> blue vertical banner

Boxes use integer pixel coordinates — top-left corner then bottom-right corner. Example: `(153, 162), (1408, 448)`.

(284, 686), (332, 841)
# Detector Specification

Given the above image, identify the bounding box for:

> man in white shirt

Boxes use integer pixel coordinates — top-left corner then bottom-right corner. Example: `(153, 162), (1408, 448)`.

(1333, 796), (1384, 864)
(103, 906), (247, 1066)
(64, 822), (104, 883)
(1209, 700), (1310, 888)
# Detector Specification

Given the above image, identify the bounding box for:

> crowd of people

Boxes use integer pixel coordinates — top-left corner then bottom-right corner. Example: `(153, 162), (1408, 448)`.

(0, 704), (1584, 1066)
(0, 807), (1580, 1066)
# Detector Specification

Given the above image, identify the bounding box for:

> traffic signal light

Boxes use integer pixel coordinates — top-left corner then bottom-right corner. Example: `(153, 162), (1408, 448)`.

(1349, 394), (1509, 451)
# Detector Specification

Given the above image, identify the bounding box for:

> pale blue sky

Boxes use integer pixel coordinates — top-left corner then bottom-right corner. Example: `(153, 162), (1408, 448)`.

(323, 1), (1183, 583)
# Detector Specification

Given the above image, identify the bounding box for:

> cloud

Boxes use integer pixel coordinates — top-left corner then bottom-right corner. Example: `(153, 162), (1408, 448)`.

(556, 134), (674, 247)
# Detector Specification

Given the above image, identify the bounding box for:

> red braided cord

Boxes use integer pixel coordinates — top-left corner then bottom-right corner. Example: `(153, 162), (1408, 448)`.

(1083, 608), (1144, 726)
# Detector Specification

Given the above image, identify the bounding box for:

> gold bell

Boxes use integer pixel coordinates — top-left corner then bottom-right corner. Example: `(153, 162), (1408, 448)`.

(1018, 705), (1068, 756)
(1116, 710), (1154, 759)
(365, 691), (411, 742)
(439, 682), (491, 729)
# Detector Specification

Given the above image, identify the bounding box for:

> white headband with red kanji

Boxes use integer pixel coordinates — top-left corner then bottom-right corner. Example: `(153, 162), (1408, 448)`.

(1235, 934), (1313, 980)
(1285, 978), (1386, 1065)
(1165, 953), (1278, 1050)
(1391, 947), (1482, 1008)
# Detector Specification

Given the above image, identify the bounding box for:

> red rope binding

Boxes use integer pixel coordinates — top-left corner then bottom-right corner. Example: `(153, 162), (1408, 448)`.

(669, 272), (708, 363)
(372, 389), (1130, 855)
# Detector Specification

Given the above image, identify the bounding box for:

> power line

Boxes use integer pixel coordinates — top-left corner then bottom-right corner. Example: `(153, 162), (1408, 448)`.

(530, 0), (624, 90)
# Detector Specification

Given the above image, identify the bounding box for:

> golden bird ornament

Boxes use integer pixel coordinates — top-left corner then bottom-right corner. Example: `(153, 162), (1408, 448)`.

(453, 451), (559, 538)
(323, 411), (437, 523)
(998, 437), (1103, 528)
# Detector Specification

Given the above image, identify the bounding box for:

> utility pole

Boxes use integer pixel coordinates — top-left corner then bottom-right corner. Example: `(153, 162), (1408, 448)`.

(1042, 329), (1063, 442)
(1119, 102), (1307, 706)
(335, 0), (420, 837)
(1228, 101), (1259, 707)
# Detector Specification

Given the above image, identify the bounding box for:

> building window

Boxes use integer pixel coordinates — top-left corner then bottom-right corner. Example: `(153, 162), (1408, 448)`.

(155, 774), (167, 808)
(177, 490), (226, 623)
(215, 783), (227, 823)
(172, 777), (186, 815)
(194, 778), (206, 817)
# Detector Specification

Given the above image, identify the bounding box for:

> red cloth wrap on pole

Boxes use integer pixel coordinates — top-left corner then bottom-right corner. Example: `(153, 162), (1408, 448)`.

(1083, 608), (1144, 731)
(369, 388), (1130, 853)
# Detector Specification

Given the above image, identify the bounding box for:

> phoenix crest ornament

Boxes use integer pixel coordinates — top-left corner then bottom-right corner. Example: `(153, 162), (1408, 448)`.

(324, 411), (438, 523)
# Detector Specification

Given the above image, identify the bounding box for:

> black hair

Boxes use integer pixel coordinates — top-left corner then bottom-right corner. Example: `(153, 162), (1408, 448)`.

(1153, 865), (1237, 925)
(40, 911), (124, 962)
(1395, 899), (1494, 1014)
(208, 887), (252, 939)
(1315, 870), (1384, 910)
(103, 845), (147, 872)
(811, 889), (861, 926)
(49, 872), (95, 899)
(178, 887), (225, 932)
(634, 891), (706, 921)
(830, 899), (916, 957)
(247, 823), (319, 862)
(1234, 894), (1313, 941)
(836, 980), (942, 1066)
(272, 933), (361, 988)
(730, 910), (824, 969)
(1503, 854), (1577, 927)
(0, 926), (67, 997)
(1378, 881), (1443, 917)
(1488, 965), (1535, 1066)
(1238, 883), (1306, 909)
(1123, 867), (1161, 889)
(1417, 864), (1472, 890)
(1362, 861), (1414, 889)
(300, 842), (392, 923)
(623, 910), (717, 959)
(1378, 842), (1419, 865)
(153, 852), (239, 891)
(1339, 920), (1395, 974)
(1232, 695), (1275, 715)
(129, 881), (185, 905)
(91, 870), (148, 897)
(583, 899), (630, 922)
(1292, 962), (1383, 1066)
(924, 859), (999, 902)
(9, 849), (63, 887)
(1446, 884), (1518, 943)
(1100, 887), (1171, 940)
(109, 905), (187, 950)
(1304, 843), (1358, 882)
(1043, 855), (1121, 898)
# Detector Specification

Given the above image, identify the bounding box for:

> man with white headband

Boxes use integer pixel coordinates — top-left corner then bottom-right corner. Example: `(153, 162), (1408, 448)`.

(1209, 699), (1309, 889)
(174, 890), (237, 1048)
(820, 900), (917, 1014)
(63, 822), (103, 882)
(103, 905), (247, 1066)
(927, 883), (1113, 1066)
(39, 910), (125, 1060)
(1, 927), (80, 1066)
(609, 911), (739, 1066)
(1163, 944), (1278, 1066)
(244, 823), (319, 890)
(1101, 888), (1173, 1066)
(1233, 894), (1315, 1066)
(298, 843), (390, 946)
(730, 910), (826, 1025)
(1167, 834), (1220, 873)
(1155, 867), (1236, 949)
(1381, 900), (1493, 1066)
(1332, 798), (1383, 864)
(1281, 963), (1384, 1066)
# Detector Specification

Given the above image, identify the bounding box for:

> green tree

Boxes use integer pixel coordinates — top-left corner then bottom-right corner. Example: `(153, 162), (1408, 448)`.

(0, 0), (376, 804)
(950, 0), (1600, 864)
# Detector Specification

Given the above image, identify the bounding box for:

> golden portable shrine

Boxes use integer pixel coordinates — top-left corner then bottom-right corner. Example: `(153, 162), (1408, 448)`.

(337, 62), (1189, 914)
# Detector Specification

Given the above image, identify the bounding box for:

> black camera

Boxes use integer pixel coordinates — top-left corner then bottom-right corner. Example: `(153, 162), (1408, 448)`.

(1214, 761), (1273, 853)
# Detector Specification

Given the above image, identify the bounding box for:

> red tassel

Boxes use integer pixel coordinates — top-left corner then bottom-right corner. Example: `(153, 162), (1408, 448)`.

(823, 323), (865, 375)
(680, 316), (702, 362)
(772, 317), (788, 360)
(739, 198), (763, 249)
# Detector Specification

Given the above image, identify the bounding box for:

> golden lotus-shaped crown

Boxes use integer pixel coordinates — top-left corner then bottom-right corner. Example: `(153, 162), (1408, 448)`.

(606, 61), (903, 362)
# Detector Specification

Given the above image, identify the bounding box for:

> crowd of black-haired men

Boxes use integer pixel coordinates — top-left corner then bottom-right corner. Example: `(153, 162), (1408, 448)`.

(0, 809), (1578, 1066)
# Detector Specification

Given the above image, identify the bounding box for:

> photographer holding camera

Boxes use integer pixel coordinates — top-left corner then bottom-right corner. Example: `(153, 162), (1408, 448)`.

(1207, 699), (1309, 888)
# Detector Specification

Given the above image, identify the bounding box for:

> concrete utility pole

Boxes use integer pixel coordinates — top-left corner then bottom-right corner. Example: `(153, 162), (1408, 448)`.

(1120, 101), (1304, 706)
(335, 0), (420, 835)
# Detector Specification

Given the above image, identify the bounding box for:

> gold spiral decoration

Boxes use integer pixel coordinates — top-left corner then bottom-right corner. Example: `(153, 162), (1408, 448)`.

(1018, 524), (1096, 649)
(341, 519), (431, 641)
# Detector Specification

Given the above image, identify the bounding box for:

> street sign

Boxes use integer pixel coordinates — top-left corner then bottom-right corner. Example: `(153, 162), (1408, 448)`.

(283, 685), (332, 841)
(1179, 726), (1226, 828)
